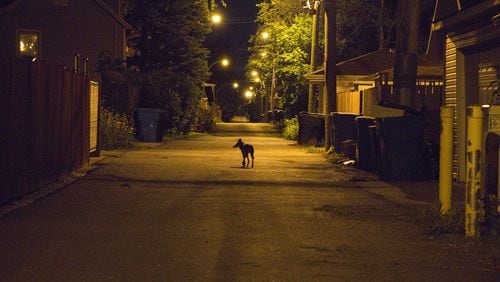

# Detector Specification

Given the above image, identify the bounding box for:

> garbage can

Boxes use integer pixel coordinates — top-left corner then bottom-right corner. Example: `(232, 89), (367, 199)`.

(376, 115), (430, 181)
(135, 108), (162, 142)
(298, 112), (325, 146)
(330, 112), (359, 152)
(355, 116), (376, 171)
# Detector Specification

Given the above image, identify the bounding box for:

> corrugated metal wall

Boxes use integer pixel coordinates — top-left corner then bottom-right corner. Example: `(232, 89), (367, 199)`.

(445, 36), (459, 179)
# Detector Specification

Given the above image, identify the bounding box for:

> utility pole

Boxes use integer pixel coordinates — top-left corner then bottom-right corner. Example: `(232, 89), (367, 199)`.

(308, 0), (321, 113)
(323, 0), (336, 151)
(393, 0), (421, 108)
(270, 61), (276, 111)
(377, 0), (385, 50)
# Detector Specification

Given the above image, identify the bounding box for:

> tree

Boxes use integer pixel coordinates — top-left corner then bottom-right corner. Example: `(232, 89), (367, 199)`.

(248, 0), (311, 116)
(125, 0), (211, 133)
(336, 0), (395, 59)
(248, 0), (399, 116)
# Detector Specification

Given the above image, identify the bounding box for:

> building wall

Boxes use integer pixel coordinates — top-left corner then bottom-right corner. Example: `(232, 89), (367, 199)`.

(0, 0), (126, 80)
(445, 29), (500, 182)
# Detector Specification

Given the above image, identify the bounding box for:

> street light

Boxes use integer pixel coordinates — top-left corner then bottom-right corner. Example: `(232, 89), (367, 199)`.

(216, 82), (239, 93)
(244, 90), (254, 100)
(261, 31), (270, 40)
(211, 13), (222, 24)
(208, 58), (230, 71)
(214, 82), (239, 105)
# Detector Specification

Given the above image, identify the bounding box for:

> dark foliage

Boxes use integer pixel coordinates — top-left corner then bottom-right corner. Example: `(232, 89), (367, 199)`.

(125, 0), (211, 134)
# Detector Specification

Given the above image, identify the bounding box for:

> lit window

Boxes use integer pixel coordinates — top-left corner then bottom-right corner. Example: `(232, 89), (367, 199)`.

(17, 31), (39, 58)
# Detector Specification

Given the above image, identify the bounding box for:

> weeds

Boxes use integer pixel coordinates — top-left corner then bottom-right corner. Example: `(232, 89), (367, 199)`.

(282, 117), (299, 140)
(196, 110), (216, 132)
(99, 107), (136, 150)
(325, 148), (347, 163)
(413, 203), (464, 237)
(163, 132), (205, 141)
(306, 146), (324, 154)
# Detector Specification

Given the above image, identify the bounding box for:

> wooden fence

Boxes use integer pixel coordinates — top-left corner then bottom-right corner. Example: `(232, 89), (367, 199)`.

(0, 57), (90, 205)
(337, 91), (361, 114)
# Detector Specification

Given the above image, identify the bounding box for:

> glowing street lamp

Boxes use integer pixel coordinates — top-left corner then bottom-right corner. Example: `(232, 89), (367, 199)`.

(233, 82), (239, 89)
(211, 13), (222, 24)
(261, 31), (270, 40)
(244, 90), (254, 99)
(251, 70), (259, 77)
(208, 58), (230, 71)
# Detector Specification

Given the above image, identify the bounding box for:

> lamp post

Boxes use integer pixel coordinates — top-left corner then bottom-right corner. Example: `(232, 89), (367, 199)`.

(244, 89), (254, 103)
(212, 81), (239, 105)
(323, 0), (337, 151)
(208, 58), (230, 72)
(305, 0), (321, 113)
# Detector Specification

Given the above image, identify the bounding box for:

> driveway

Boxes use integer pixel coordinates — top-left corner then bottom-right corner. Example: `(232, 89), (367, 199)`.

(0, 122), (498, 281)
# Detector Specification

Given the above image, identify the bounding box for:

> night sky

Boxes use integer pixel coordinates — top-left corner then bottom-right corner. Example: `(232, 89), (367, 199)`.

(206, 0), (259, 86)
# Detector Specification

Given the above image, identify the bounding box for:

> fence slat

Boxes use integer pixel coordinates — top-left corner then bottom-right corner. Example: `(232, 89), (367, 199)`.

(0, 59), (91, 205)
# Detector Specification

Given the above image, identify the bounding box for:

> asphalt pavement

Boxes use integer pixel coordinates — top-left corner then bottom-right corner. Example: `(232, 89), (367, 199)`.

(0, 120), (498, 281)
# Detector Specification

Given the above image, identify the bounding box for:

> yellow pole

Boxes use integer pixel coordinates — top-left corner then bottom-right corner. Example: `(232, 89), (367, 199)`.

(465, 106), (483, 237)
(439, 106), (454, 214)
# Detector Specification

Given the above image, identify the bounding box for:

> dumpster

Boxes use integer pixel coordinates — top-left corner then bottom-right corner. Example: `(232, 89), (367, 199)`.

(135, 108), (162, 142)
(330, 112), (359, 152)
(298, 112), (325, 146)
(355, 116), (376, 171)
(375, 115), (430, 181)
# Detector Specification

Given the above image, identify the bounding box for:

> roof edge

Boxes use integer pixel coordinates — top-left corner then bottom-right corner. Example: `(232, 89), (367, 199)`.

(93, 0), (132, 30)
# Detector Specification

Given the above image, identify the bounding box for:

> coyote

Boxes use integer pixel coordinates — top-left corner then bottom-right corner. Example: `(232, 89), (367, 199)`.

(233, 138), (254, 168)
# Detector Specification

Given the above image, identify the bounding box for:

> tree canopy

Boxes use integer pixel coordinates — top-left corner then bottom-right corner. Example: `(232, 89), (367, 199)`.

(246, 0), (436, 116)
(125, 0), (212, 133)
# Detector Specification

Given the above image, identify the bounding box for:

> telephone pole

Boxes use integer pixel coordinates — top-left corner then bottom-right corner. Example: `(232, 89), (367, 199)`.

(323, 0), (336, 151)
(308, 1), (321, 113)
(393, 0), (421, 108)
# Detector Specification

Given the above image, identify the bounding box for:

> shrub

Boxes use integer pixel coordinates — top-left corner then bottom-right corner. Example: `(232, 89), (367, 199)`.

(413, 203), (464, 237)
(99, 107), (136, 150)
(196, 110), (216, 132)
(282, 117), (299, 140)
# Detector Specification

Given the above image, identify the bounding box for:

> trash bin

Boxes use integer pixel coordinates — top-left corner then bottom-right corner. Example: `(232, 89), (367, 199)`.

(330, 112), (359, 152)
(355, 116), (376, 171)
(267, 111), (274, 122)
(376, 115), (430, 181)
(135, 108), (162, 142)
(298, 112), (325, 146)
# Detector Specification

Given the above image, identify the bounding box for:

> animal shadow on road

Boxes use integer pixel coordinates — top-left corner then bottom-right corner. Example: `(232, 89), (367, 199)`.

(230, 166), (252, 169)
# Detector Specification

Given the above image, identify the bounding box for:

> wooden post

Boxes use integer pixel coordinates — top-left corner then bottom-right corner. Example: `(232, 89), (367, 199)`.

(377, 0), (385, 50)
(308, 1), (320, 113)
(324, 0), (336, 151)
(393, 0), (420, 108)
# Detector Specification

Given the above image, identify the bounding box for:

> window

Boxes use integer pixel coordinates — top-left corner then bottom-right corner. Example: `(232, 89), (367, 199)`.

(17, 30), (40, 58)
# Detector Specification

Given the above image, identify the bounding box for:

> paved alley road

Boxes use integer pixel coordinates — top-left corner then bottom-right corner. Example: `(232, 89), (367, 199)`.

(0, 122), (498, 281)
